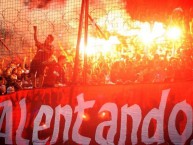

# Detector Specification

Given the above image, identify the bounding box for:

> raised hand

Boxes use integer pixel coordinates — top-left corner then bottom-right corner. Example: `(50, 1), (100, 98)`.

(33, 26), (37, 32)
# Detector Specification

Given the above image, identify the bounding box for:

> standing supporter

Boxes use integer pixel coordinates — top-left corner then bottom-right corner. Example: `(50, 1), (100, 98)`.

(43, 55), (67, 88)
(0, 76), (6, 95)
(30, 26), (54, 88)
(22, 65), (33, 89)
(3, 67), (12, 84)
(0, 85), (6, 95)
(7, 67), (23, 91)
(16, 66), (24, 82)
(10, 68), (18, 81)
(6, 86), (15, 94)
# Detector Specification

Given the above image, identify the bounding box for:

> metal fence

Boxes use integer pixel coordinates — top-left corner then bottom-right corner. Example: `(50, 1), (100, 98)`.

(0, 0), (126, 60)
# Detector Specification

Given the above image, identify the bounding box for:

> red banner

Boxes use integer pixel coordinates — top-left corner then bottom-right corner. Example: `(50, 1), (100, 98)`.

(0, 82), (193, 145)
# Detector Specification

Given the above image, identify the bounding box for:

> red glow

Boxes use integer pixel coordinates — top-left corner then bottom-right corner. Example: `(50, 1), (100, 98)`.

(123, 0), (193, 22)
(82, 113), (90, 121)
(25, 0), (66, 9)
(99, 111), (111, 119)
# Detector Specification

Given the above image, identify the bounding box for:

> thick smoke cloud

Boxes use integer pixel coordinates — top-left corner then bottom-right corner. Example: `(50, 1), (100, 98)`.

(0, 0), (78, 59)
(0, 0), (124, 60)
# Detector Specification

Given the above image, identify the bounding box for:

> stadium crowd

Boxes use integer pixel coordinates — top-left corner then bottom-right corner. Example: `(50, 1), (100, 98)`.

(0, 42), (193, 95)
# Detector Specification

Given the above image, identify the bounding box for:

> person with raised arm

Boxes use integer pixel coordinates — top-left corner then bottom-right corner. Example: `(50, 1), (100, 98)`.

(30, 26), (54, 88)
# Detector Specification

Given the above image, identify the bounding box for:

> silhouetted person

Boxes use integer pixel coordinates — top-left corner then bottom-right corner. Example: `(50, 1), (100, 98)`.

(43, 55), (67, 87)
(30, 26), (54, 88)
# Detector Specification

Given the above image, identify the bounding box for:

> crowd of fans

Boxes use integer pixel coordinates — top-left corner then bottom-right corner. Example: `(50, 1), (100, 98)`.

(0, 55), (69, 95)
(0, 62), (32, 95)
(0, 37), (193, 95)
(0, 43), (192, 95)
(84, 45), (193, 85)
